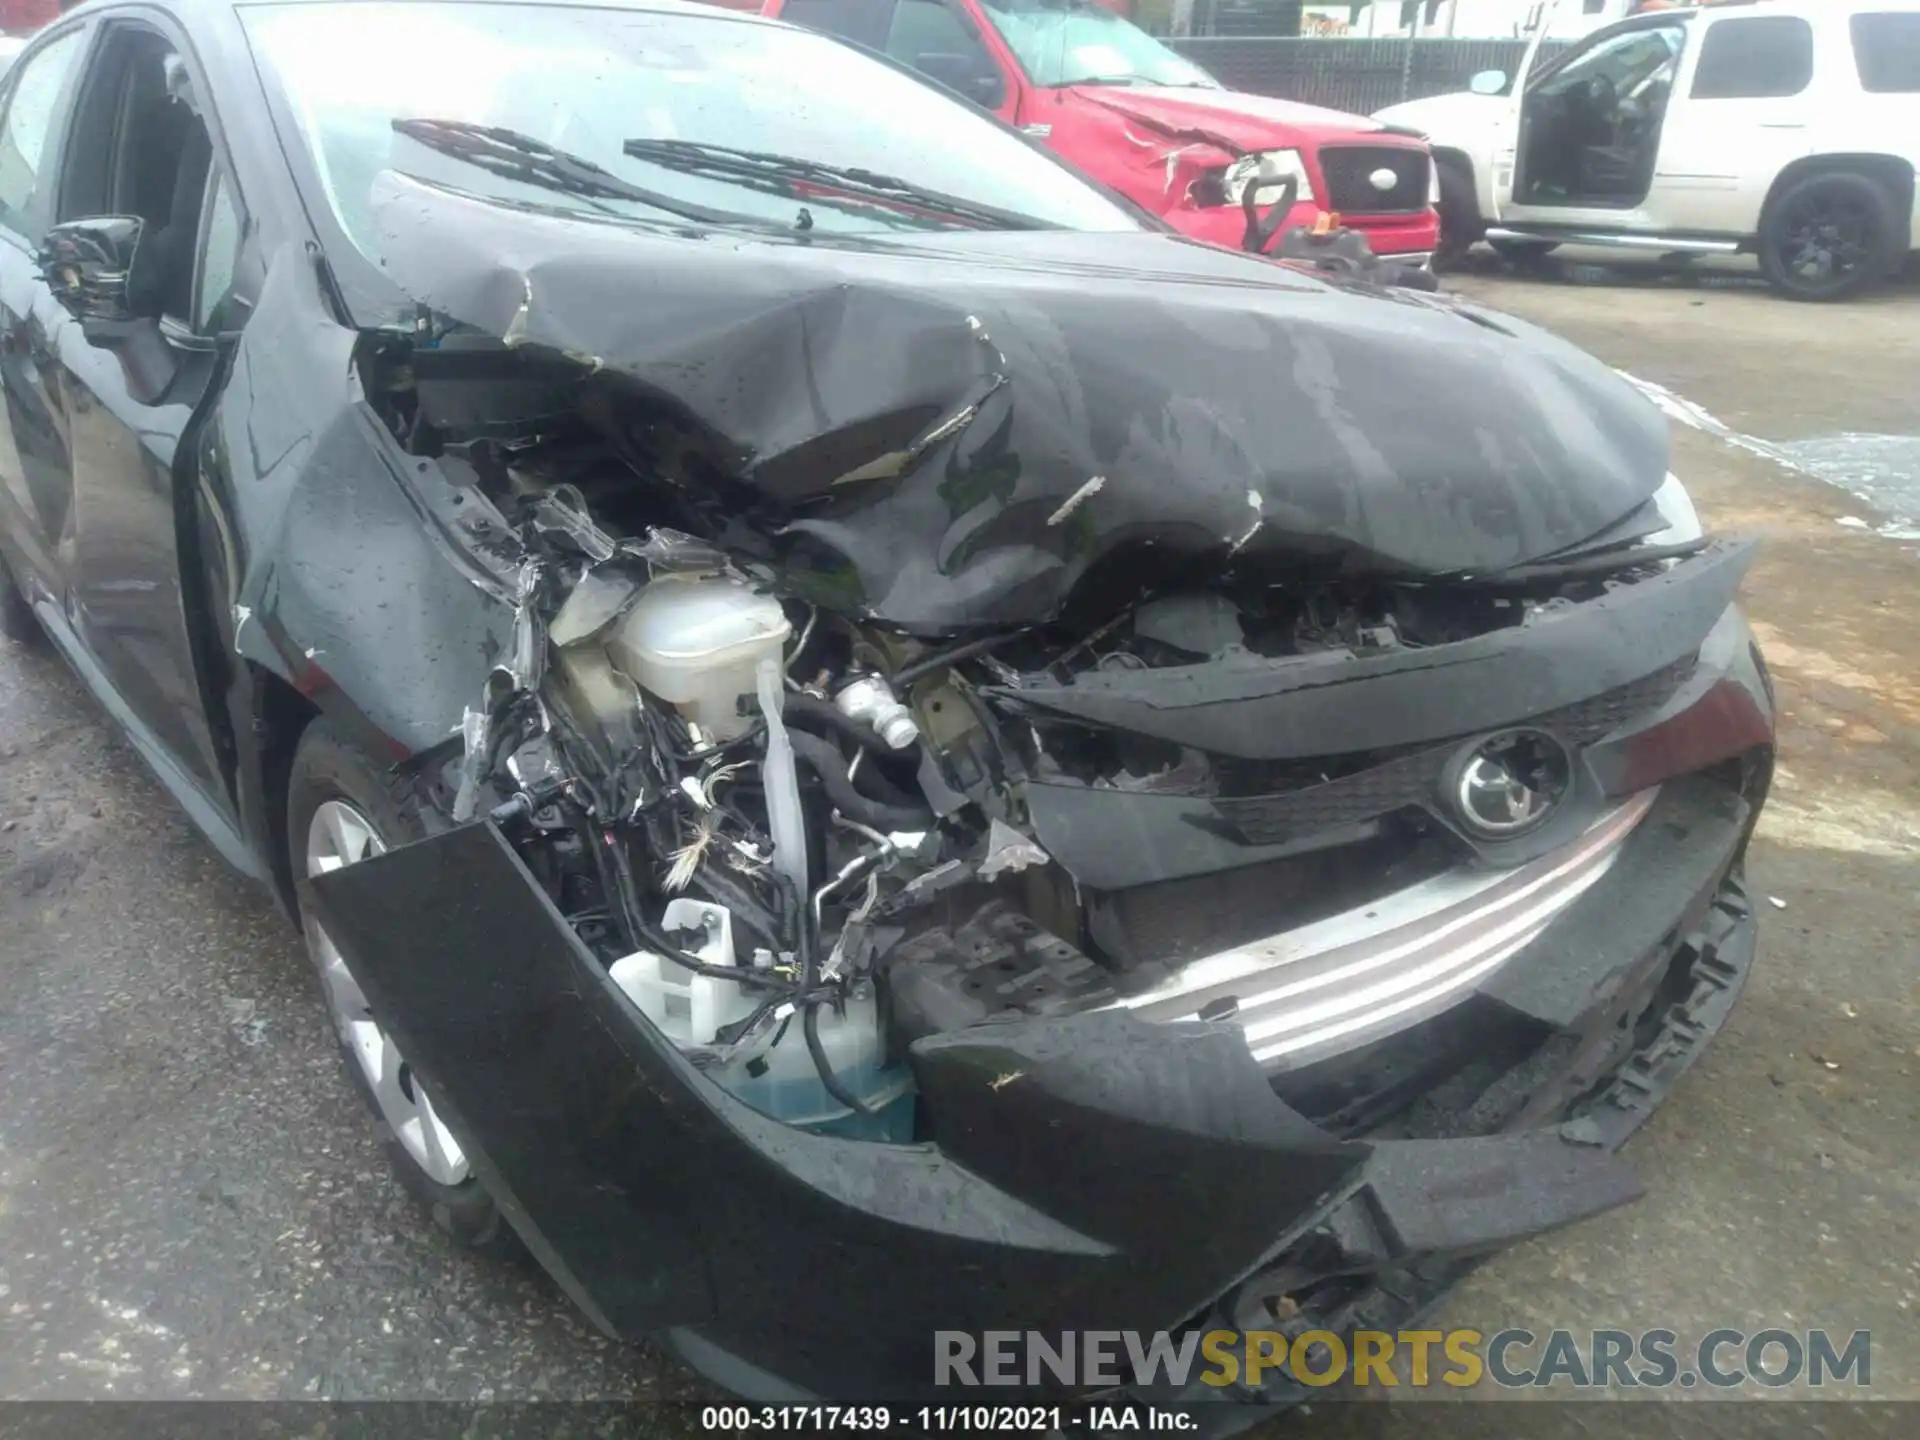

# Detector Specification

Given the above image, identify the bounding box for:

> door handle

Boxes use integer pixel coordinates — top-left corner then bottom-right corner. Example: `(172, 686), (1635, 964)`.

(1758, 122), (1806, 129)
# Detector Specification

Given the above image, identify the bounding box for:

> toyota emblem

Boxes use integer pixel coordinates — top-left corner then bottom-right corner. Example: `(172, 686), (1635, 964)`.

(1449, 730), (1572, 838)
(1368, 166), (1399, 193)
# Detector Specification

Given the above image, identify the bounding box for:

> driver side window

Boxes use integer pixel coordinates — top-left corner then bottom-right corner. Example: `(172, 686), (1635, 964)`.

(1539, 26), (1684, 100)
(890, 2), (990, 71)
(885, 0), (999, 101)
(778, 0), (896, 52)
(57, 27), (227, 328)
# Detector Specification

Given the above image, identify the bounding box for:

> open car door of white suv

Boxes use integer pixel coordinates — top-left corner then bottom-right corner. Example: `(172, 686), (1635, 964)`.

(1500, 8), (1834, 243)
(1385, 0), (1920, 299)
(1495, 14), (1697, 235)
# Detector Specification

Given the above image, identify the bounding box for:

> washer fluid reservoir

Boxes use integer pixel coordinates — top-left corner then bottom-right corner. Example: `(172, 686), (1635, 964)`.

(606, 575), (790, 740)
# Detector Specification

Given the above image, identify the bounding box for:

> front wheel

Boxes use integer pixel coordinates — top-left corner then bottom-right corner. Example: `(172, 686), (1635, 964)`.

(1433, 156), (1483, 269)
(1759, 171), (1903, 302)
(287, 717), (519, 1256)
(0, 549), (44, 648)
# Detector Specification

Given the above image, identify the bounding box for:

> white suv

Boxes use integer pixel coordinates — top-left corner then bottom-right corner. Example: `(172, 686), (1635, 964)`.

(1377, 1), (1920, 300)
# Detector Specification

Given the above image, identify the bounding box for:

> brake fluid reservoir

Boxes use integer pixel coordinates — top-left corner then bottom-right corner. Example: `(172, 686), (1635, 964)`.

(607, 575), (791, 740)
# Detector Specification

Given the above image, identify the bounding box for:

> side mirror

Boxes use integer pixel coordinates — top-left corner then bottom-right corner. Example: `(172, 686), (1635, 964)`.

(914, 52), (1006, 109)
(1469, 68), (1510, 95)
(37, 216), (144, 345)
(35, 215), (180, 405)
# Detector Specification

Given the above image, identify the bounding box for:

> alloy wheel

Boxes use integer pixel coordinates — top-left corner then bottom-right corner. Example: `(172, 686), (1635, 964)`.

(1774, 190), (1877, 287)
(303, 800), (471, 1186)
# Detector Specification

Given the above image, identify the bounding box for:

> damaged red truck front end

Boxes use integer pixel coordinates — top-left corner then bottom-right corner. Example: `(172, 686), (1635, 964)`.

(759, 0), (1442, 265)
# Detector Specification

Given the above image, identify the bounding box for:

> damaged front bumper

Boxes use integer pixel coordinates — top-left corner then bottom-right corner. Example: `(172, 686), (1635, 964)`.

(302, 621), (1769, 1407)
(1152, 785), (1759, 1427)
(1176, 197), (1440, 263)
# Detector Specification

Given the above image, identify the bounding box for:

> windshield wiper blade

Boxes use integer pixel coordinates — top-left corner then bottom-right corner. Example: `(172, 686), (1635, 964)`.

(392, 118), (752, 228)
(620, 138), (1051, 231)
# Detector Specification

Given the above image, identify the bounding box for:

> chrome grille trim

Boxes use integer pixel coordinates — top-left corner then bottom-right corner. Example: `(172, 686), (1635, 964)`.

(1115, 789), (1659, 1070)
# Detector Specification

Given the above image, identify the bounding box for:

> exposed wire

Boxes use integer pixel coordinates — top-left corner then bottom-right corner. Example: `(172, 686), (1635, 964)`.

(664, 813), (715, 891)
(892, 630), (1024, 686)
(785, 603), (818, 667)
(805, 1001), (873, 1117)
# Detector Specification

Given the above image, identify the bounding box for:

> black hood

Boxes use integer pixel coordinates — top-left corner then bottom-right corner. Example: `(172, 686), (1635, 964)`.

(372, 173), (1669, 633)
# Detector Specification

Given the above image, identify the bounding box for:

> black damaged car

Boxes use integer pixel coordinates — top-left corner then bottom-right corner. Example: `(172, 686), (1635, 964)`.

(0, 0), (1773, 1421)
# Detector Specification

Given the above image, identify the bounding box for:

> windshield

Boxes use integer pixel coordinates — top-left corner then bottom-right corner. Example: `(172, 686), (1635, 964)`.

(980, 0), (1218, 88)
(242, 1), (1141, 252)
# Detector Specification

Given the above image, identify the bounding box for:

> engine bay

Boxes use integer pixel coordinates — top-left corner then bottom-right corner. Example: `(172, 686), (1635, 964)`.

(360, 319), (1725, 1144)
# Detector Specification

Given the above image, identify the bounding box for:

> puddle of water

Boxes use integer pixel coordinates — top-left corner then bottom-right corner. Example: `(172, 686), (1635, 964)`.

(1770, 434), (1920, 540)
(1616, 372), (1920, 541)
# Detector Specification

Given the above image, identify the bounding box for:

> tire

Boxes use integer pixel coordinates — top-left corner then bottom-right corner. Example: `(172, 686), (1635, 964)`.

(1488, 237), (1561, 266)
(1433, 155), (1483, 269)
(1758, 170), (1903, 302)
(0, 548), (45, 647)
(286, 716), (520, 1257)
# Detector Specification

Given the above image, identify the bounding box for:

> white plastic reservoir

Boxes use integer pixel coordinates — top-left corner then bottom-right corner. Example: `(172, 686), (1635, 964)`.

(721, 988), (912, 1140)
(608, 899), (759, 1049)
(607, 575), (790, 740)
(609, 898), (914, 1141)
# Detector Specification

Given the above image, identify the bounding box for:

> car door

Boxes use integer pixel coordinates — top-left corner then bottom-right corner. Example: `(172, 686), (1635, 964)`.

(42, 15), (248, 822)
(0, 24), (88, 613)
(1478, 9), (1556, 219)
(1840, 8), (1920, 238)
(1498, 16), (1690, 227)
(1641, 10), (1819, 236)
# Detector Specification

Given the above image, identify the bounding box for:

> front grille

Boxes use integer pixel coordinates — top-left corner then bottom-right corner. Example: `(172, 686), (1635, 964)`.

(1212, 655), (1697, 846)
(1318, 145), (1430, 216)
(1114, 791), (1660, 1069)
(1094, 826), (1456, 970)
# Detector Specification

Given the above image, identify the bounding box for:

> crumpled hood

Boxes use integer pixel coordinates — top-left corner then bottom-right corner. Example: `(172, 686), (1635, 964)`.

(372, 171), (1670, 633)
(1070, 84), (1405, 153)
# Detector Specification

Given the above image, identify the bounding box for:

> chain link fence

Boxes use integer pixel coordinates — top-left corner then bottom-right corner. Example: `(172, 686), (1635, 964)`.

(1165, 36), (1570, 115)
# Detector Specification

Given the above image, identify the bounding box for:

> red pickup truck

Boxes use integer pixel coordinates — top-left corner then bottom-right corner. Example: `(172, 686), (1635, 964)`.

(758, 0), (1440, 262)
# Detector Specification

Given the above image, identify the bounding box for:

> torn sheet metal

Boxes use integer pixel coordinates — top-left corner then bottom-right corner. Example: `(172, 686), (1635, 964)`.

(993, 541), (1756, 762)
(977, 818), (1050, 880)
(369, 171), (1671, 635)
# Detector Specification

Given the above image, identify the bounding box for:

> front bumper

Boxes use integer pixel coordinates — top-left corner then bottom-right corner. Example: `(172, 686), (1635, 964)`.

(1171, 200), (1441, 260)
(1142, 856), (1759, 1434)
(303, 605), (1772, 1407)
